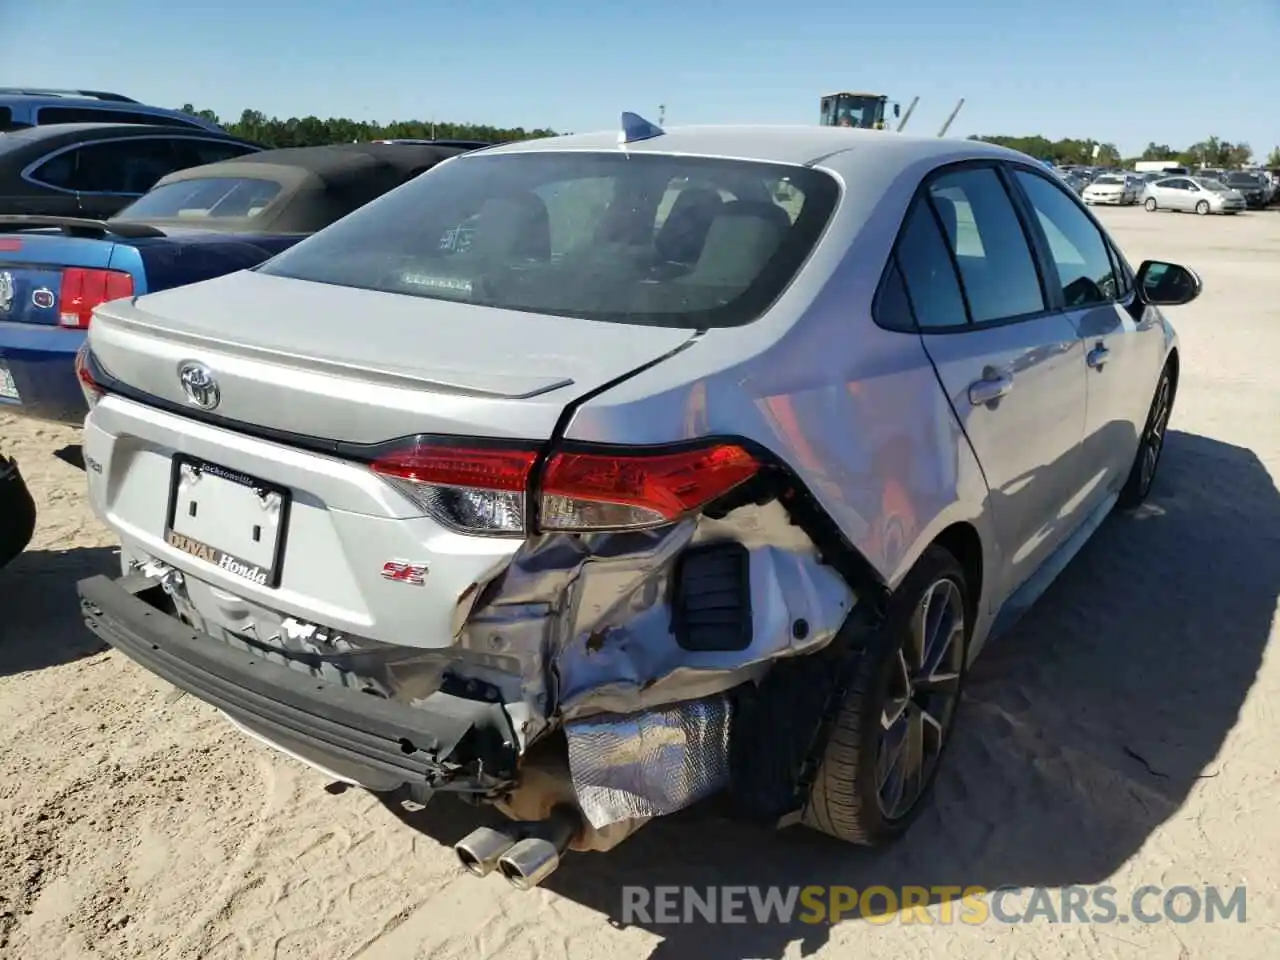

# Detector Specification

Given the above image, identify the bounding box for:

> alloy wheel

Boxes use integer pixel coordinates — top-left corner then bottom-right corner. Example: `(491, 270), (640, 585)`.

(1140, 373), (1172, 495)
(875, 577), (966, 821)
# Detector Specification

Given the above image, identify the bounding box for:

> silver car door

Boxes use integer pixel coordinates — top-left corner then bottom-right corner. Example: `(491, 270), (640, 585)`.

(1168, 178), (1193, 211)
(897, 164), (1088, 607)
(1012, 167), (1165, 504)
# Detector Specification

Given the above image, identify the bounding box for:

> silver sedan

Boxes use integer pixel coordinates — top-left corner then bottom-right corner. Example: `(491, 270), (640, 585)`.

(1143, 176), (1245, 215)
(75, 119), (1203, 880)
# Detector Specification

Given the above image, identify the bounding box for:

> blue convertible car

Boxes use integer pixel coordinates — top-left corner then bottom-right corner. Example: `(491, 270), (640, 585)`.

(0, 141), (477, 423)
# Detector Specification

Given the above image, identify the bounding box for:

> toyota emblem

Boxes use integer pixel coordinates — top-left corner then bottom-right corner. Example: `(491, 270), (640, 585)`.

(178, 361), (220, 410)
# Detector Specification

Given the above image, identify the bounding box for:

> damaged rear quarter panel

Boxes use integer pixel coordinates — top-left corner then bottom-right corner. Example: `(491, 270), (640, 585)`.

(553, 156), (996, 615)
(461, 499), (857, 728)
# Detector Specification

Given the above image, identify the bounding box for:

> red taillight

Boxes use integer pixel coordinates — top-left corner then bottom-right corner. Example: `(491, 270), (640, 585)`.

(370, 442), (538, 535)
(58, 267), (134, 330)
(0, 238), (21, 252)
(369, 439), (761, 535)
(74, 342), (104, 407)
(540, 444), (760, 531)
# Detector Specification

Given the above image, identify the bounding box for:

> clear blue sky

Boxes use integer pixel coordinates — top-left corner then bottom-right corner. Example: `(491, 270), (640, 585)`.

(3, 0), (1276, 158)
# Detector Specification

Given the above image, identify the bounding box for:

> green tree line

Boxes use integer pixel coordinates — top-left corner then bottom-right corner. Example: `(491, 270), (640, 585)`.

(181, 107), (1279, 169)
(971, 134), (1278, 169)
(178, 105), (559, 148)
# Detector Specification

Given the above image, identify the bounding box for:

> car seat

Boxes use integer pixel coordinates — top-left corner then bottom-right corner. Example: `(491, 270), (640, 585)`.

(468, 192), (551, 262)
(654, 188), (723, 264)
(684, 204), (787, 288)
(718, 199), (792, 234)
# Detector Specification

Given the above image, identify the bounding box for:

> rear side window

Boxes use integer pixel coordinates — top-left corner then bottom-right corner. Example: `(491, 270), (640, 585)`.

(871, 259), (916, 332)
(927, 168), (1045, 323)
(114, 177), (282, 220)
(1014, 169), (1120, 308)
(171, 138), (258, 167)
(35, 105), (205, 128)
(0, 107), (26, 132)
(893, 199), (968, 329)
(258, 152), (839, 329)
(30, 138), (182, 194)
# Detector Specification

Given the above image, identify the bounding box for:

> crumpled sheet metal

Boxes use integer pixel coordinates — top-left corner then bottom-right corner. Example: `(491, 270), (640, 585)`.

(554, 541), (854, 718)
(459, 500), (855, 741)
(565, 695), (731, 829)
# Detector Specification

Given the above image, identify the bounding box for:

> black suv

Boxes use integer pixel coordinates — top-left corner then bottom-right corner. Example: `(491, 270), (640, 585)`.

(1223, 171), (1268, 209)
(0, 123), (262, 218)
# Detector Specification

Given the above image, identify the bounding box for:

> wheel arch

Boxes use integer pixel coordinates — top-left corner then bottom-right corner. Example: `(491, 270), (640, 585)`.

(930, 521), (984, 626)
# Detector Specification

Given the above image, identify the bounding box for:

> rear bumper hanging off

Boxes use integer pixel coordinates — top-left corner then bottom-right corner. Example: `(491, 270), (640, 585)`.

(76, 572), (520, 794)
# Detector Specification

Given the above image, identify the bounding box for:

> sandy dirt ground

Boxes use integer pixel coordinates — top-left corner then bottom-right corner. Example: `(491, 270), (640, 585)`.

(1, 206), (1278, 960)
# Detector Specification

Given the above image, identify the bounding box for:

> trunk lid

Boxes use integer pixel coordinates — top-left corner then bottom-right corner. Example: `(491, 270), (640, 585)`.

(0, 233), (116, 325)
(88, 268), (699, 443)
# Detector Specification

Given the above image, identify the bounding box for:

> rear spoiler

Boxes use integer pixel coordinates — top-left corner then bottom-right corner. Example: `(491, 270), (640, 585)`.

(0, 216), (166, 240)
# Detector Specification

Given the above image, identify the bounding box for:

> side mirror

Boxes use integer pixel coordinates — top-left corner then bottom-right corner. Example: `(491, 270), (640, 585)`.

(894, 103), (901, 118)
(1136, 260), (1202, 307)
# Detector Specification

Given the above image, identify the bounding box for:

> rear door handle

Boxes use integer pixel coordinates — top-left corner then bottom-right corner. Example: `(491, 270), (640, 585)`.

(968, 370), (1013, 407)
(1087, 343), (1110, 369)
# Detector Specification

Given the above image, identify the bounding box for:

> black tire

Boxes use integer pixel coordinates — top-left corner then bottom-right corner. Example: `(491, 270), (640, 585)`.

(1118, 362), (1175, 509)
(1195, 200), (1210, 215)
(803, 544), (970, 846)
(0, 457), (38, 569)
(1144, 197), (1158, 212)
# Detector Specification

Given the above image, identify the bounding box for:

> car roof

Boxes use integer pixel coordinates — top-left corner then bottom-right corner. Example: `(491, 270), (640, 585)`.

(114, 141), (475, 234)
(0, 121), (247, 145)
(168, 142), (468, 180)
(475, 124), (1024, 169)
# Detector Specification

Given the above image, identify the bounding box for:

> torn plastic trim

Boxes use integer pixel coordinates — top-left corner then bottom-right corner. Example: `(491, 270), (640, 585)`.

(449, 437), (887, 733)
(548, 500), (857, 720)
(122, 549), (542, 761)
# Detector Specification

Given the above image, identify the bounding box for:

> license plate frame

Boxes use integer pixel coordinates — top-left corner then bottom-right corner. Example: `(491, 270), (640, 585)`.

(0, 359), (20, 402)
(163, 454), (291, 589)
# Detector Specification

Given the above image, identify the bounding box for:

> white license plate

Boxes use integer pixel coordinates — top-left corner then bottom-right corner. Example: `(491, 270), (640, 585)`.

(0, 360), (19, 401)
(164, 456), (289, 587)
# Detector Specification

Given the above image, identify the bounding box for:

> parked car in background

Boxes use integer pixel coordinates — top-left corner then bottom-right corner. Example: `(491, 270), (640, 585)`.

(1082, 173), (1138, 205)
(1134, 162), (1189, 176)
(0, 88), (224, 134)
(1053, 168), (1086, 195)
(0, 449), (36, 569)
(0, 141), (477, 423)
(1221, 171), (1268, 209)
(1142, 176), (1244, 215)
(75, 117), (1200, 887)
(0, 123), (262, 219)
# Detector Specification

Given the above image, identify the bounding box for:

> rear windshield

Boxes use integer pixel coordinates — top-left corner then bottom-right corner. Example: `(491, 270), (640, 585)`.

(257, 151), (839, 328)
(114, 177), (283, 220)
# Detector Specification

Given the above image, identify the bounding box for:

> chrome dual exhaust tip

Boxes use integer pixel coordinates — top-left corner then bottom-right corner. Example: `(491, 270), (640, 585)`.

(454, 826), (518, 877)
(497, 837), (563, 890)
(455, 806), (581, 890)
